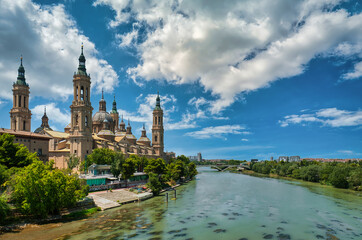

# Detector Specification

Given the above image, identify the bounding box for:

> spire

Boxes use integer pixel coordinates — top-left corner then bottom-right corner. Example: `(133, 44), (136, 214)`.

(126, 119), (132, 134)
(77, 43), (87, 75)
(141, 123), (147, 137)
(99, 90), (106, 112)
(154, 91), (161, 110)
(119, 114), (126, 131)
(16, 55), (27, 85)
(41, 106), (50, 128)
(111, 95), (118, 114)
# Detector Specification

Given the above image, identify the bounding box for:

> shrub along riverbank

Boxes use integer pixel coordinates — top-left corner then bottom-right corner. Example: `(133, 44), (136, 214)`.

(238, 160), (362, 191)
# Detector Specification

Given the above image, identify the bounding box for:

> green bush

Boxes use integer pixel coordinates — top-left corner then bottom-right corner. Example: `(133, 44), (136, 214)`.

(0, 194), (10, 223)
(147, 173), (162, 196)
(10, 161), (89, 217)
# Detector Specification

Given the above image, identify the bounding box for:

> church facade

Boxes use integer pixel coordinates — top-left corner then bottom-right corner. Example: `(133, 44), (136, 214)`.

(4, 46), (174, 169)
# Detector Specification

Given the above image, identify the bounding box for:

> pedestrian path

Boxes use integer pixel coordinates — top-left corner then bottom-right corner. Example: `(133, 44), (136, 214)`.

(90, 189), (153, 210)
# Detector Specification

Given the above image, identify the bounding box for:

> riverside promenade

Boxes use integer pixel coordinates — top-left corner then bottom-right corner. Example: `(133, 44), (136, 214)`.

(89, 189), (153, 210)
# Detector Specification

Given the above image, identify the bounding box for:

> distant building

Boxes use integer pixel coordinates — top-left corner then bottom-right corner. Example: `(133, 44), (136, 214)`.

(251, 159), (258, 163)
(289, 156), (300, 162)
(270, 156), (274, 161)
(188, 152), (202, 161)
(278, 156), (289, 162)
(197, 152), (202, 161)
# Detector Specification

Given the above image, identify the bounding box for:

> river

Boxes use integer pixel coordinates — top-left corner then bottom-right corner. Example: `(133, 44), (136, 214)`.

(2, 167), (362, 240)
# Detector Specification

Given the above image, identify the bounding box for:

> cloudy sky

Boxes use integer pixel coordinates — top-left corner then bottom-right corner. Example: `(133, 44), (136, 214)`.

(0, 0), (361, 160)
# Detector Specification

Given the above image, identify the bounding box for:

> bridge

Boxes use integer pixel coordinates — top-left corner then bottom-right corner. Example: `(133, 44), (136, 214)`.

(211, 164), (250, 171)
(211, 165), (235, 171)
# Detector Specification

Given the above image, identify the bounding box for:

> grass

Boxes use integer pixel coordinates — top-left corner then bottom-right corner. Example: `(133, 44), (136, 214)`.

(62, 207), (101, 220)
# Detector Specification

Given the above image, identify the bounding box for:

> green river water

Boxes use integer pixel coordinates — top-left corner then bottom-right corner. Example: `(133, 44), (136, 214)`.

(2, 167), (362, 240)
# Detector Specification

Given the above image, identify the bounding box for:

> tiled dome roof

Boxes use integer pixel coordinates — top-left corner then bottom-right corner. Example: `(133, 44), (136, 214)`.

(93, 111), (113, 123)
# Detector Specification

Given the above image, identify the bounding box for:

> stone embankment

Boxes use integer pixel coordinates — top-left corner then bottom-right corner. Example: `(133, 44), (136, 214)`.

(89, 189), (153, 210)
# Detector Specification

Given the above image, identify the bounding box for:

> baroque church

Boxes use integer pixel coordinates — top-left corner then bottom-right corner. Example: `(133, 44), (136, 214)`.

(3, 46), (174, 169)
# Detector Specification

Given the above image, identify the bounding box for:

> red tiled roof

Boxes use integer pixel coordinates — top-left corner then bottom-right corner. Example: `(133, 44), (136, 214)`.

(0, 128), (51, 140)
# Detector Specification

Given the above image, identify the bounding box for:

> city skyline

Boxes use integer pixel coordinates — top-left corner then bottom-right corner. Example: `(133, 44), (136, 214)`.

(0, 0), (361, 160)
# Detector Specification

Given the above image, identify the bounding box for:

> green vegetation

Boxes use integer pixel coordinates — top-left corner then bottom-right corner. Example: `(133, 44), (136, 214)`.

(0, 133), (90, 222)
(0, 133), (38, 169)
(66, 154), (80, 171)
(63, 207), (101, 220)
(250, 160), (362, 191)
(86, 148), (116, 165)
(121, 158), (136, 188)
(145, 155), (198, 195)
(9, 160), (89, 217)
(147, 172), (163, 195)
(110, 152), (125, 178)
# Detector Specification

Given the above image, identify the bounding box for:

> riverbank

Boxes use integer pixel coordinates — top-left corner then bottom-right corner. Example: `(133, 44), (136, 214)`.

(227, 168), (362, 196)
(0, 181), (188, 234)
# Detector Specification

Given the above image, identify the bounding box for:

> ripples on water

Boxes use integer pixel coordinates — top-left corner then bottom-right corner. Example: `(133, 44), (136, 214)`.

(2, 167), (362, 240)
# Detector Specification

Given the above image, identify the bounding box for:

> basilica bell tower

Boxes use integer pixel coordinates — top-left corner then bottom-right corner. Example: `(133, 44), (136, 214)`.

(152, 92), (164, 156)
(10, 56), (31, 131)
(69, 45), (93, 161)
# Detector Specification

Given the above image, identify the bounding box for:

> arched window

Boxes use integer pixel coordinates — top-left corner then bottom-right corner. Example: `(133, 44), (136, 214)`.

(85, 116), (88, 126)
(19, 95), (21, 107)
(86, 88), (88, 101)
(155, 135), (158, 142)
(158, 117), (161, 125)
(23, 121), (26, 130)
(155, 116), (157, 124)
(81, 86), (84, 101)
(76, 86), (78, 100)
(24, 96), (26, 108)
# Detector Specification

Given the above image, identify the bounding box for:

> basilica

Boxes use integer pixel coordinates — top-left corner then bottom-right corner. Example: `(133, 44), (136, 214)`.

(4, 46), (174, 169)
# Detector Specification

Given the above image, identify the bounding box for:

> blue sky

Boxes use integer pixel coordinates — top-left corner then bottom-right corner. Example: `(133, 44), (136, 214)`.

(0, 0), (361, 160)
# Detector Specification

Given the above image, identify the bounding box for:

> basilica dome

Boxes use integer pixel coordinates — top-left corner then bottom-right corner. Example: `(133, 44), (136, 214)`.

(92, 111), (113, 123)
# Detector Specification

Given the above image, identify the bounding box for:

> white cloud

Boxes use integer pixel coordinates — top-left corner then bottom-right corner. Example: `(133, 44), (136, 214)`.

(94, 0), (362, 113)
(279, 108), (362, 127)
(31, 103), (70, 129)
(338, 150), (354, 155)
(185, 124), (248, 139)
(241, 138), (249, 142)
(342, 61), (362, 80)
(116, 93), (188, 132)
(0, 0), (118, 101)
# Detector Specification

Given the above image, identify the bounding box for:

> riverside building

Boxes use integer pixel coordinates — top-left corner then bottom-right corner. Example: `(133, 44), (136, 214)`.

(3, 46), (174, 169)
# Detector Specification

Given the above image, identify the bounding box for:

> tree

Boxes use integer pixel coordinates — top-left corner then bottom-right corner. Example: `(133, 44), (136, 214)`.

(348, 168), (362, 190)
(111, 152), (124, 178)
(144, 158), (166, 175)
(10, 160), (89, 217)
(121, 158), (136, 188)
(188, 162), (198, 180)
(166, 162), (182, 182)
(0, 133), (38, 168)
(0, 164), (10, 188)
(0, 193), (9, 223)
(147, 173), (162, 196)
(66, 154), (80, 171)
(328, 167), (349, 188)
(176, 155), (190, 164)
(86, 148), (115, 165)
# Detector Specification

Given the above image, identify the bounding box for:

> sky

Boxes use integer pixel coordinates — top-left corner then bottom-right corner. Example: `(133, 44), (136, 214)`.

(0, 0), (361, 160)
